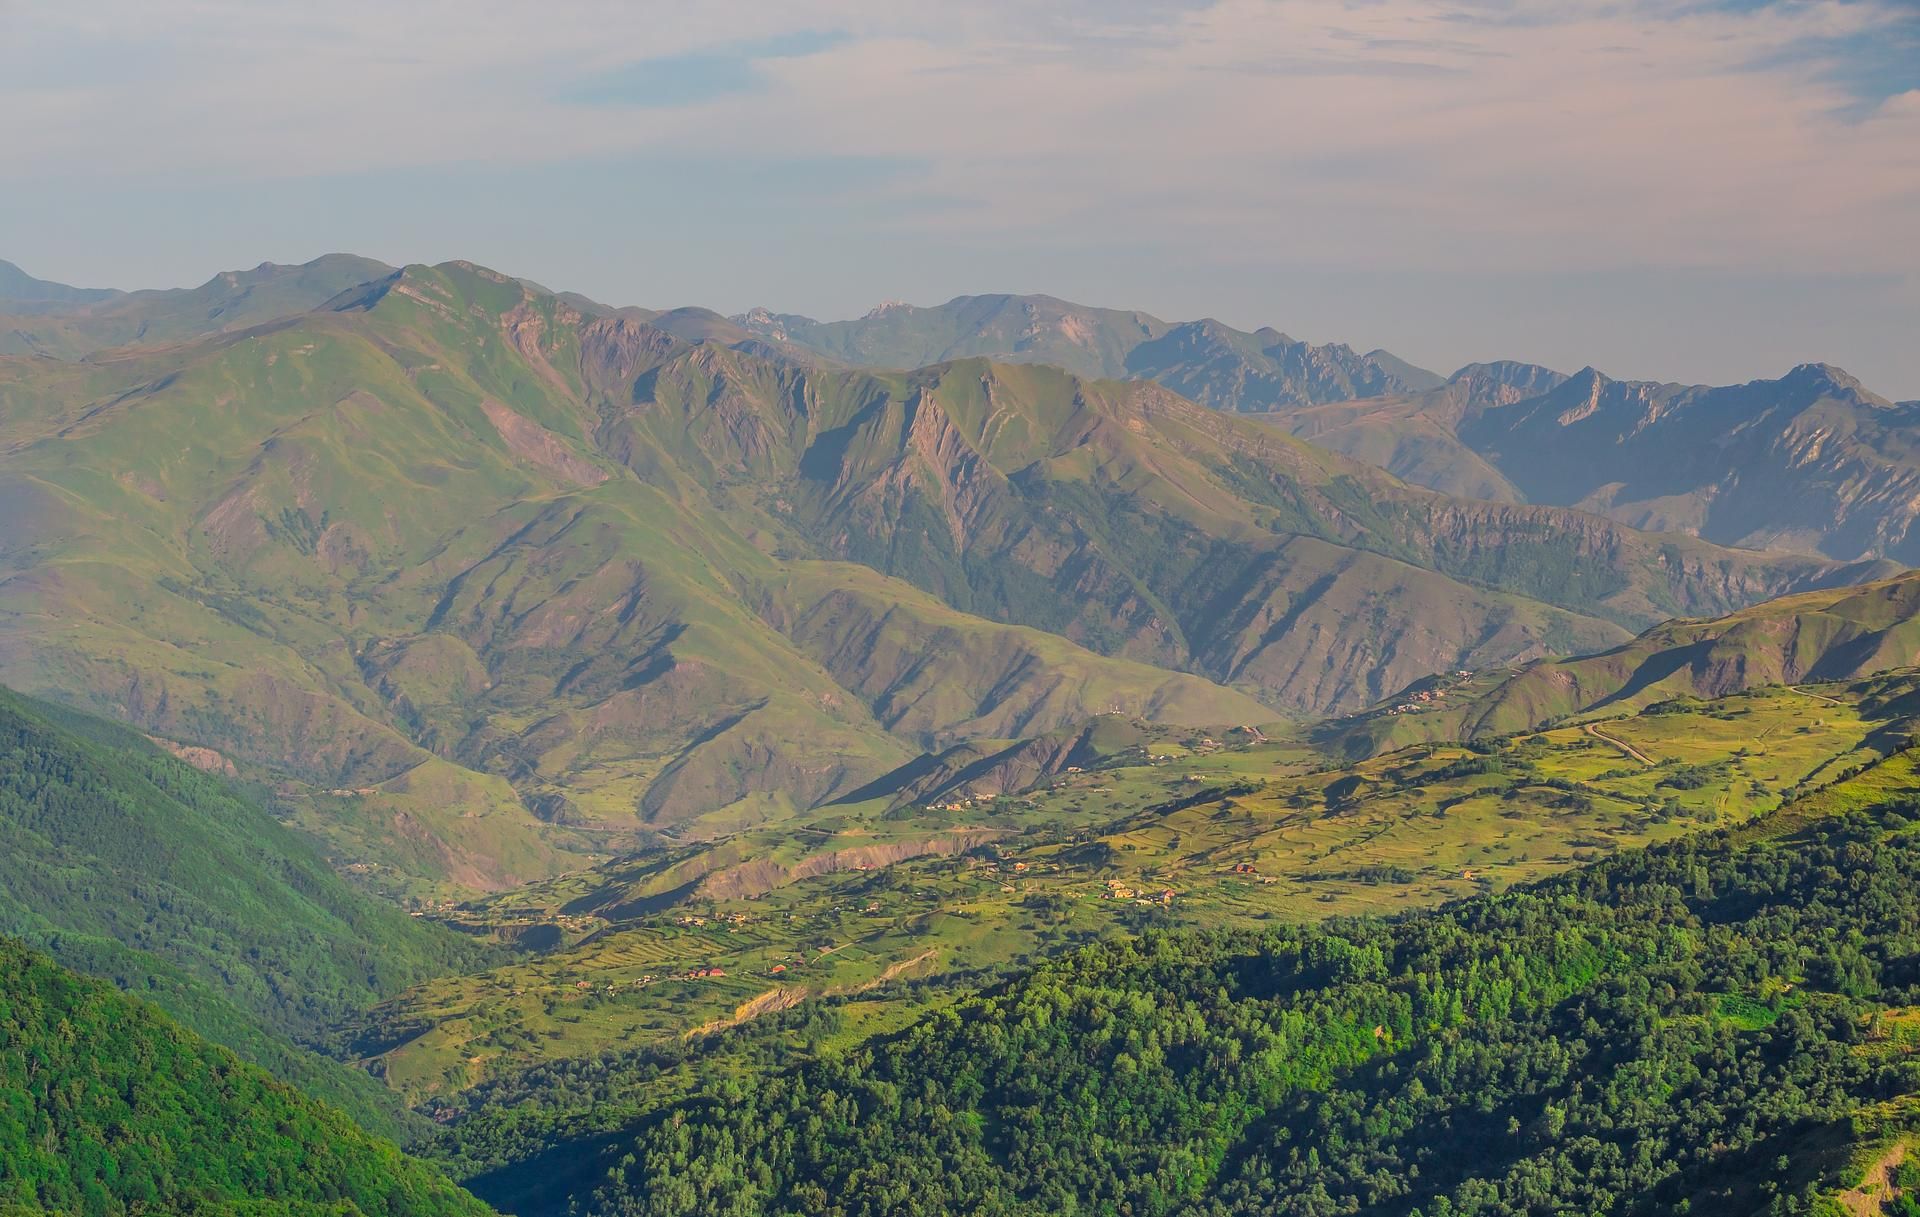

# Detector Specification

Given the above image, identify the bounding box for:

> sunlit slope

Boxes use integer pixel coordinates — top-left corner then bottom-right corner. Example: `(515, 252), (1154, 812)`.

(599, 335), (1882, 707)
(428, 700), (1920, 1217)
(1335, 571), (1920, 753)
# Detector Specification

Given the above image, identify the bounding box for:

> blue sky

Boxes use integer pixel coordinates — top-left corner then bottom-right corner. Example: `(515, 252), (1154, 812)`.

(2, 0), (1916, 395)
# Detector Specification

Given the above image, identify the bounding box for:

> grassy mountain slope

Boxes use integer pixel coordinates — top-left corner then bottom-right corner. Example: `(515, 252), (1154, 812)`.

(759, 562), (1273, 748)
(831, 714), (1215, 811)
(0, 253), (393, 358)
(0, 264), (1272, 890)
(0, 683), (485, 1133)
(601, 335), (1882, 705)
(0, 936), (491, 1216)
(1331, 570), (1920, 751)
(435, 741), (1920, 1217)
(734, 294), (1443, 409)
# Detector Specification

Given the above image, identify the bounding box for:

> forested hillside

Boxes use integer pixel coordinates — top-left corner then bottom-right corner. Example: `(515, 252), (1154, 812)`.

(0, 937), (492, 1216)
(451, 758), (1920, 1216)
(0, 684), (487, 1131)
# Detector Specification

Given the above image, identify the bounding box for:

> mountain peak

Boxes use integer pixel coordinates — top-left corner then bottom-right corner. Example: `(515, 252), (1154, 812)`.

(1782, 361), (1864, 394)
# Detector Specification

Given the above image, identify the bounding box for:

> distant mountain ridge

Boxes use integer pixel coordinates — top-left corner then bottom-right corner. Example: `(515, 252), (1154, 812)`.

(0, 253), (395, 356)
(0, 258), (122, 312)
(734, 293), (1444, 410)
(1275, 359), (1920, 564)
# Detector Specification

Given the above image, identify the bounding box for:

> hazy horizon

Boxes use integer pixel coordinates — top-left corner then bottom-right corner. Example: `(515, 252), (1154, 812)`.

(5, 0), (1918, 395)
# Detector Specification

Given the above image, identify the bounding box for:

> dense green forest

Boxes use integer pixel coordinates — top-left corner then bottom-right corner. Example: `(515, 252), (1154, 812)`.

(431, 781), (1920, 1216)
(0, 686), (490, 1133)
(0, 937), (491, 1216)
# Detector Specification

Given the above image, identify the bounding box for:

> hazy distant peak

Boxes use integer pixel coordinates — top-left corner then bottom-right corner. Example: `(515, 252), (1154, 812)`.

(1447, 359), (1564, 383)
(202, 253), (395, 292)
(1779, 361), (1866, 395)
(0, 259), (121, 306)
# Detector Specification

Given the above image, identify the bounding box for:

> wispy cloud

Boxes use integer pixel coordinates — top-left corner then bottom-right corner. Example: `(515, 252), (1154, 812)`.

(561, 31), (851, 108)
(2, 0), (1916, 280)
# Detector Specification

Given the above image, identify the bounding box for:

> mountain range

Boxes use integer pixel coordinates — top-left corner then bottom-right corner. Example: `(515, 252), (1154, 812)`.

(0, 253), (395, 356)
(735, 294), (1920, 565)
(1, 256), (1894, 897)
(734, 293), (1445, 410)
(1277, 359), (1920, 564)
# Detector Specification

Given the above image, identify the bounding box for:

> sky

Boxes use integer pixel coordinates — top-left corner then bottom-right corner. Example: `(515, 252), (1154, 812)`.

(2, 0), (1918, 395)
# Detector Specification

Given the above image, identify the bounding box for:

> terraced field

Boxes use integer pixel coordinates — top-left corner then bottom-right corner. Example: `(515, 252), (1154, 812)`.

(354, 672), (1920, 1099)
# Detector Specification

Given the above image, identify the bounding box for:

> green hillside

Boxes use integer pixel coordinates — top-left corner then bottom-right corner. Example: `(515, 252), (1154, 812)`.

(0, 684), (485, 1131)
(0, 936), (491, 1216)
(0, 260), (1888, 897)
(1330, 571), (1920, 755)
(439, 751), (1920, 1217)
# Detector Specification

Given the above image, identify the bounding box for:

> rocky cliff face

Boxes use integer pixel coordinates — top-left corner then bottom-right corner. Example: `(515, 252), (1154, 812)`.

(1268, 360), (1920, 565)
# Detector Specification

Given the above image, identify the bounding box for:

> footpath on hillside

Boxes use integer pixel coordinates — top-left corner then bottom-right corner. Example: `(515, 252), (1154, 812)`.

(1584, 721), (1655, 767)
